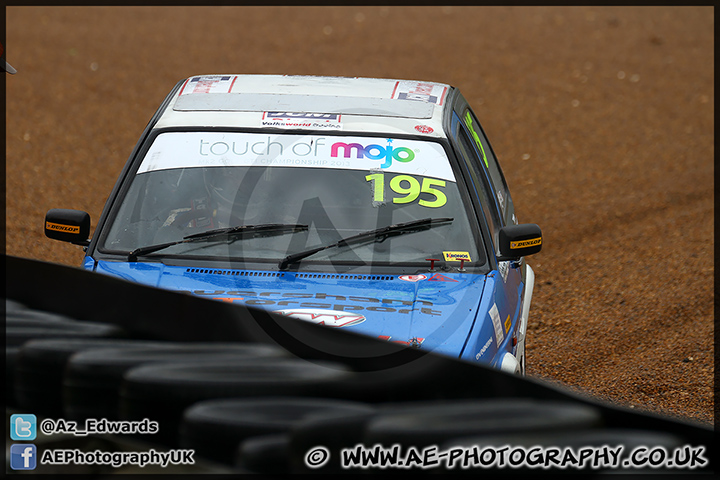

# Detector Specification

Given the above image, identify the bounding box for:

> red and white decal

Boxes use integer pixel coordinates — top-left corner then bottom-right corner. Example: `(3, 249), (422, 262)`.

(398, 274), (428, 282)
(414, 125), (434, 134)
(179, 76), (237, 95)
(378, 335), (426, 346)
(272, 309), (365, 328)
(427, 273), (458, 282)
(392, 81), (448, 106)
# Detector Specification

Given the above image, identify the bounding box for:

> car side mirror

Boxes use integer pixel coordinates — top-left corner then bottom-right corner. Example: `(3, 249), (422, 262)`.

(497, 223), (542, 261)
(44, 209), (91, 246)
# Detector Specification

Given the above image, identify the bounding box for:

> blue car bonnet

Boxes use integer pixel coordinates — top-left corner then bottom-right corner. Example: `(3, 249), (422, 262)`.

(94, 260), (489, 358)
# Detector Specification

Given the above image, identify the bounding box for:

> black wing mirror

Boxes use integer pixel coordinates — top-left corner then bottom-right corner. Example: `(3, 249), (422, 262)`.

(44, 209), (91, 246)
(497, 223), (542, 261)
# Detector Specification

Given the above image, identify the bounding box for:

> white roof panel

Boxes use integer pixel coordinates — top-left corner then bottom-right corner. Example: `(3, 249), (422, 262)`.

(156, 75), (453, 137)
(173, 93), (435, 118)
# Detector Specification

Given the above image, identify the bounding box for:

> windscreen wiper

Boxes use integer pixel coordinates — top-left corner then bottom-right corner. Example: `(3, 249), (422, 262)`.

(278, 217), (453, 270)
(128, 223), (308, 262)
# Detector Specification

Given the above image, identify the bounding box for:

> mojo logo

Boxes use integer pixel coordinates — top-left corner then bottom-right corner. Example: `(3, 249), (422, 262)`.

(331, 139), (415, 168)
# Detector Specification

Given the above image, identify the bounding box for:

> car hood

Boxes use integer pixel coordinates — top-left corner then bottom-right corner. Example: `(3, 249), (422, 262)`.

(94, 260), (488, 358)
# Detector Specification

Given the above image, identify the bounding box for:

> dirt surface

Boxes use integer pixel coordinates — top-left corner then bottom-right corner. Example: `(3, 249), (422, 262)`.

(5, 7), (714, 425)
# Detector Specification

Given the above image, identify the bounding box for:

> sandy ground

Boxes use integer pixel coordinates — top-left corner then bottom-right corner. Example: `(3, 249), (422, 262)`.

(5, 6), (714, 425)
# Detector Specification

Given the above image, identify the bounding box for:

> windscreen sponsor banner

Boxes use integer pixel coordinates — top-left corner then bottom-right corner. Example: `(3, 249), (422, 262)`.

(179, 76), (237, 95)
(137, 132), (456, 181)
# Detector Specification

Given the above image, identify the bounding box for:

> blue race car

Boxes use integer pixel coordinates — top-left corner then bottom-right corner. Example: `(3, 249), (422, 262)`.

(45, 75), (542, 374)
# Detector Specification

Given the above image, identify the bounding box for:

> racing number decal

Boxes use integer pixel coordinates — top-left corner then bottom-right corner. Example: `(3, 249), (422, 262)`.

(365, 173), (447, 208)
(366, 173), (386, 203)
(396, 176), (447, 207)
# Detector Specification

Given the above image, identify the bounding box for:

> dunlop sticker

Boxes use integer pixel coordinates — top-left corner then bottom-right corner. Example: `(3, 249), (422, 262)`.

(510, 237), (542, 249)
(46, 222), (80, 234)
(443, 251), (471, 262)
(504, 315), (511, 334)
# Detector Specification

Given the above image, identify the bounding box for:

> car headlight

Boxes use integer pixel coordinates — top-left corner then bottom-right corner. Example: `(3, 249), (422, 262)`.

(499, 352), (520, 374)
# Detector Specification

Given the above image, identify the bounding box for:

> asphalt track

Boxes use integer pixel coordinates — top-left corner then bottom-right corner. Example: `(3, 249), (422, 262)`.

(5, 6), (714, 425)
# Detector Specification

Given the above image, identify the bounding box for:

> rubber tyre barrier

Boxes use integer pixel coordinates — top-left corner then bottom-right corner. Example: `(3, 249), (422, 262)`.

(5, 298), (30, 313)
(120, 358), (355, 447)
(13, 338), (168, 417)
(6, 317), (127, 348)
(287, 400), (476, 473)
(288, 407), (383, 473)
(438, 428), (687, 473)
(287, 399), (602, 473)
(236, 434), (291, 474)
(63, 343), (290, 421)
(362, 399), (604, 450)
(179, 397), (375, 465)
(6, 347), (21, 408)
(6, 308), (77, 322)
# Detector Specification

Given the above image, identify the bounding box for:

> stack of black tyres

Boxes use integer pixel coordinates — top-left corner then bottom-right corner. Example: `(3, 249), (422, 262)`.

(119, 358), (356, 447)
(6, 302), (127, 348)
(4, 294), (715, 474)
(14, 338), (170, 417)
(179, 397), (377, 471)
(285, 398), (605, 474)
(62, 343), (291, 422)
(6, 298), (130, 412)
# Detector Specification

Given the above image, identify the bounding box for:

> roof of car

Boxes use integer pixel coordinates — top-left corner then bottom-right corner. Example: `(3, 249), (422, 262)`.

(154, 75), (453, 138)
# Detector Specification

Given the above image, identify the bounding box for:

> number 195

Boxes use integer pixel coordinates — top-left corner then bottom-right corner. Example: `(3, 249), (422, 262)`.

(365, 173), (447, 208)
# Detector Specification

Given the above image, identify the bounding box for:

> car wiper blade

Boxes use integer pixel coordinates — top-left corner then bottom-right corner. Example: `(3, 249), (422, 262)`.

(278, 217), (453, 270)
(182, 223), (308, 241)
(128, 223), (308, 261)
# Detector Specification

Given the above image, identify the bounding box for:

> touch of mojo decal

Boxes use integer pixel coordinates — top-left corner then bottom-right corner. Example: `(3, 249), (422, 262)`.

(138, 132), (456, 182)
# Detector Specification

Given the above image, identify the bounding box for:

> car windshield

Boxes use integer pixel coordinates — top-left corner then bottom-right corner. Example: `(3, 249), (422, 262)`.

(100, 132), (485, 268)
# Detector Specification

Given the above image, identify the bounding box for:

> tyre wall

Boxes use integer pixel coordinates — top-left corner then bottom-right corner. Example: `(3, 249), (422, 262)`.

(4, 255), (715, 474)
